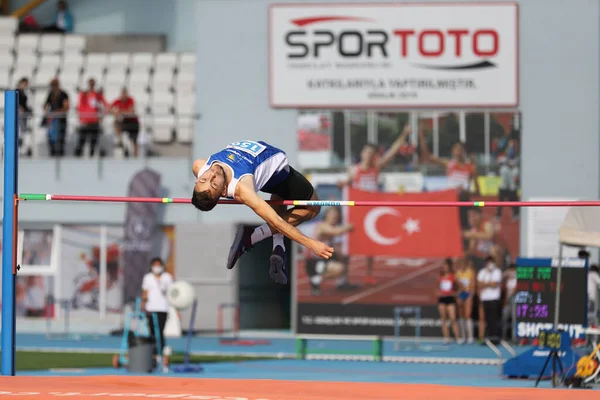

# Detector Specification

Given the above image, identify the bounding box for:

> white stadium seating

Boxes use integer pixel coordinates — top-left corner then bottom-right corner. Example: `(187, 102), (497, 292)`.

(0, 16), (197, 149)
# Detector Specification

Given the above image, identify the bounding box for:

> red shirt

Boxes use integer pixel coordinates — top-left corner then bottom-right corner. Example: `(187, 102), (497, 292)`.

(77, 91), (106, 124)
(111, 97), (138, 122)
(439, 273), (455, 297)
(351, 165), (380, 192)
(446, 160), (475, 191)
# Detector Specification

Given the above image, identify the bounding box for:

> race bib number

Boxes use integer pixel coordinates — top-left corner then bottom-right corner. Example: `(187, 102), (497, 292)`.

(227, 141), (266, 157)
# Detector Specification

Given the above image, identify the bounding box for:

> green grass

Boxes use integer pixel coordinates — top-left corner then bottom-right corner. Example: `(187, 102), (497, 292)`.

(5, 351), (275, 371)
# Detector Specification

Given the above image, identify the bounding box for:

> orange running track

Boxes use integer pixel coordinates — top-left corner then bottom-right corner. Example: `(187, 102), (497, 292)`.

(0, 376), (586, 399)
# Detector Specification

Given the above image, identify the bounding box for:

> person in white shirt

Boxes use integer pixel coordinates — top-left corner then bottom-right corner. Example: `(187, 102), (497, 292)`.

(141, 258), (173, 353)
(477, 256), (502, 343)
(588, 264), (600, 325)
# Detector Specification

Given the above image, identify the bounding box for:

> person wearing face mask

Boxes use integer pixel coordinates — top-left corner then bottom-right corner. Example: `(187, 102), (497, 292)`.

(141, 258), (173, 354)
(477, 256), (502, 344)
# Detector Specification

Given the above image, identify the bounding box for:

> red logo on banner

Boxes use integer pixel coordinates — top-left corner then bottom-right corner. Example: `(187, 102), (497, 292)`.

(348, 189), (463, 257)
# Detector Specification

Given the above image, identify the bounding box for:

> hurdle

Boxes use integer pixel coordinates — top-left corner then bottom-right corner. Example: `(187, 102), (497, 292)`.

(44, 295), (98, 341)
(393, 306), (450, 352)
(1, 90), (594, 375)
(296, 334), (383, 361)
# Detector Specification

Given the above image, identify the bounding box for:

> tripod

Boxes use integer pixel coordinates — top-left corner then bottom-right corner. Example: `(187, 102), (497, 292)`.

(535, 348), (565, 388)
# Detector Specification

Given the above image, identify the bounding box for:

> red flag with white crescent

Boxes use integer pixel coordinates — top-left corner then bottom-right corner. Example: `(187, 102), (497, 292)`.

(348, 188), (464, 257)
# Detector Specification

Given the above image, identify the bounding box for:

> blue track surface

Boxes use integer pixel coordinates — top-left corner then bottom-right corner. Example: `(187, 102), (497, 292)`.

(16, 333), (516, 359)
(15, 333), (596, 390)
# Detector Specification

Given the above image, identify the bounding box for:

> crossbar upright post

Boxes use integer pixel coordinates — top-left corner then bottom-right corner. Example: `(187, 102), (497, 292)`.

(2, 90), (19, 376)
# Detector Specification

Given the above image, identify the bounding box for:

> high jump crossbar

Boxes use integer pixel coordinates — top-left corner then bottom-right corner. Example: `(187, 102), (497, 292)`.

(15, 194), (600, 208)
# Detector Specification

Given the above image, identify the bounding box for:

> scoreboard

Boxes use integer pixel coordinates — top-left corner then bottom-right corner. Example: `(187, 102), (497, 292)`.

(514, 257), (588, 338)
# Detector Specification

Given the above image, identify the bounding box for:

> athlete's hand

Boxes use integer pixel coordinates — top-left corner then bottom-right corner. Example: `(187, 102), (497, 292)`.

(311, 240), (334, 259)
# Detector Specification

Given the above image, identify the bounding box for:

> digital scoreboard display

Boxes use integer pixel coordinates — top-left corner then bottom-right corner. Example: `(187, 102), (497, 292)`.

(514, 258), (587, 329)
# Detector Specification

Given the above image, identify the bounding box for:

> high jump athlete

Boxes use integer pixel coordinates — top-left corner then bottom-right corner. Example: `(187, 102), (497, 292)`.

(191, 140), (333, 284)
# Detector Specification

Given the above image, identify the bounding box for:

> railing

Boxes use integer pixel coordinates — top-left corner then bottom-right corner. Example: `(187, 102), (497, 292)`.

(1, 111), (200, 160)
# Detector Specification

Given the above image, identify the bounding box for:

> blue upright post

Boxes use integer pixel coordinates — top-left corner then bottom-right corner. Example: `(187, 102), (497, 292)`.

(2, 90), (19, 376)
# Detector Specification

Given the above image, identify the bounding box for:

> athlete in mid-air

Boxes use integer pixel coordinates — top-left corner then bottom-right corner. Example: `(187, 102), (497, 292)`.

(191, 140), (333, 284)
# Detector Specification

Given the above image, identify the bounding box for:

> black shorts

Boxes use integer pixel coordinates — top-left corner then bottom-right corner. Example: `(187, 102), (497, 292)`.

(120, 119), (140, 143)
(438, 296), (456, 305)
(261, 167), (315, 201)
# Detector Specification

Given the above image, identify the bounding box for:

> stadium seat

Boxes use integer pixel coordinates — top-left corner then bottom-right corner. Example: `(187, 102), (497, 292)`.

(33, 66), (59, 87)
(33, 90), (48, 110)
(155, 53), (177, 74)
(130, 88), (149, 112)
(16, 34), (39, 54)
(128, 68), (150, 89)
(151, 70), (173, 93)
(58, 67), (81, 90)
(178, 53), (196, 74)
(176, 117), (194, 144)
(150, 91), (174, 115)
(64, 88), (79, 110)
(103, 84), (122, 103)
(39, 54), (62, 71)
(105, 66), (127, 87)
(150, 115), (175, 143)
(83, 53), (108, 82)
(0, 17), (18, 36)
(12, 66), (35, 87)
(63, 52), (84, 69)
(175, 70), (195, 94)
(0, 36), (15, 53)
(0, 52), (14, 71)
(39, 35), (63, 54)
(15, 53), (37, 70)
(63, 35), (86, 53)
(131, 53), (154, 70)
(176, 93), (195, 116)
(108, 53), (130, 70)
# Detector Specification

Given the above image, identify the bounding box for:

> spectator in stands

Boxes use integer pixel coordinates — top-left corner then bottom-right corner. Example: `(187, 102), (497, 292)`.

(44, 0), (74, 33)
(109, 88), (140, 157)
(477, 256), (502, 344)
(501, 263), (517, 340)
(496, 156), (520, 221)
(43, 78), (69, 157)
(141, 257), (173, 356)
(75, 78), (106, 157)
(16, 77), (32, 153)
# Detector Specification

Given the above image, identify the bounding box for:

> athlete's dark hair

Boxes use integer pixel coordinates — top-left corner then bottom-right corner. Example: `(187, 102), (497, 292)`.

(363, 142), (377, 150)
(191, 189), (219, 212)
(150, 257), (164, 266)
(441, 258), (454, 275)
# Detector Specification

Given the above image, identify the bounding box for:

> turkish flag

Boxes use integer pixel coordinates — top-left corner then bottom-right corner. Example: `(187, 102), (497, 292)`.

(348, 188), (464, 257)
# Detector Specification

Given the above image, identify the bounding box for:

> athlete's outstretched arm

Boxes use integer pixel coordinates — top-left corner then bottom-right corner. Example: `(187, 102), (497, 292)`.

(238, 185), (334, 259)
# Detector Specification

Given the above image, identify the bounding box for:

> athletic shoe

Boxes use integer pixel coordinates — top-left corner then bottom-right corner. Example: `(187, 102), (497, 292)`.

(226, 225), (254, 270)
(269, 245), (288, 284)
